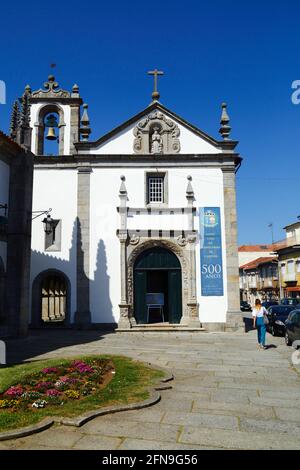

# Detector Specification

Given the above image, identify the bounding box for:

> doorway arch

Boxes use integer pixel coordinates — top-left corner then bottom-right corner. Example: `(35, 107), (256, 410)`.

(133, 247), (182, 324)
(31, 269), (71, 327)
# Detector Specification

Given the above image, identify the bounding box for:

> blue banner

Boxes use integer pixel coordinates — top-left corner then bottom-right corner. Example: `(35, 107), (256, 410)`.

(200, 207), (224, 297)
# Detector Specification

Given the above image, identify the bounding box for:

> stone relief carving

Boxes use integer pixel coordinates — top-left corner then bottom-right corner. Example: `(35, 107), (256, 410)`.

(176, 235), (187, 247)
(31, 75), (71, 99)
(150, 127), (163, 154)
(133, 111), (181, 154)
(129, 234), (140, 246)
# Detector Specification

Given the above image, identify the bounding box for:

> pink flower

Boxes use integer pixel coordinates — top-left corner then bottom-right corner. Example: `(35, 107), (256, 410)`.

(72, 360), (94, 373)
(46, 389), (61, 397)
(4, 386), (24, 397)
(42, 367), (59, 374)
(36, 381), (54, 390)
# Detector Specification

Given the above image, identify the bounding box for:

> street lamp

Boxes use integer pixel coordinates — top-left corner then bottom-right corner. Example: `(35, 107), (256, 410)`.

(31, 208), (54, 234)
(42, 214), (54, 235)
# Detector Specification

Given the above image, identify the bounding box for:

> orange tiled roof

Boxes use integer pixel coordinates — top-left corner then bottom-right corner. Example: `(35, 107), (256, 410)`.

(0, 129), (22, 151)
(240, 256), (277, 270)
(238, 245), (274, 252)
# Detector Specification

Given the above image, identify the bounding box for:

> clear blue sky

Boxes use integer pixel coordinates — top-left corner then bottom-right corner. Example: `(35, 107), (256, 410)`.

(0, 0), (299, 245)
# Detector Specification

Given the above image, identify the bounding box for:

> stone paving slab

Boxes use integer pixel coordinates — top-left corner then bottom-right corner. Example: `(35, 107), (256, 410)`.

(192, 400), (276, 420)
(239, 417), (300, 435)
(179, 426), (300, 450)
(119, 438), (220, 450)
(274, 407), (300, 423)
(81, 419), (181, 443)
(161, 411), (238, 431)
(72, 435), (122, 450)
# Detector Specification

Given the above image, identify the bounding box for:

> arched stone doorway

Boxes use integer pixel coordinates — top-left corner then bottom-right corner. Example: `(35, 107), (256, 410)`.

(133, 246), (183, 324)
(31, 269), (71, 327)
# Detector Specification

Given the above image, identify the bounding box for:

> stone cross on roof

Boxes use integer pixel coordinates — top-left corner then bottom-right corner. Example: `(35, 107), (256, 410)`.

(147, 69), (164, 101)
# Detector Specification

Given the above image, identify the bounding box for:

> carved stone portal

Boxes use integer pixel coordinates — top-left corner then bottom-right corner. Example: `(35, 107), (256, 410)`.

(133, 111), (180, 154)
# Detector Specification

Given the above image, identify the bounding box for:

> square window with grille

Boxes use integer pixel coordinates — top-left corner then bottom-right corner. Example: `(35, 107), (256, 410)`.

(148, 176), (164, 203)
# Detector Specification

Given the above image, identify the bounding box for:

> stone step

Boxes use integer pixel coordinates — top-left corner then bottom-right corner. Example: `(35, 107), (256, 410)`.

(117, 324), (207, 332)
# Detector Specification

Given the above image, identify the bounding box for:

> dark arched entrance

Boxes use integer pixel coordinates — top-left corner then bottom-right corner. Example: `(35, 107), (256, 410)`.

(31, 270), (71, 327)
(134, 247), (182, 324)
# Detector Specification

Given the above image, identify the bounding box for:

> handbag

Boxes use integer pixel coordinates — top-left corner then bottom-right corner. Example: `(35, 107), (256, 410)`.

(263, 314), (269, 326)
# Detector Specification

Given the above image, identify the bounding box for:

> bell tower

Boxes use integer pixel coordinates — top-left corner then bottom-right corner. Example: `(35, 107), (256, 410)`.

(10, 75), (91, 156)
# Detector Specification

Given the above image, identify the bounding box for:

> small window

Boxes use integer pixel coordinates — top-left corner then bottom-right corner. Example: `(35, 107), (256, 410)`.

(148, 176), (164, 204)
(45, 220), (62, 252)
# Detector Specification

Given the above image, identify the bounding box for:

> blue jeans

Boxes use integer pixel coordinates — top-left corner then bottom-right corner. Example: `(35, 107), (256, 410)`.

(256, 317), (266, 346)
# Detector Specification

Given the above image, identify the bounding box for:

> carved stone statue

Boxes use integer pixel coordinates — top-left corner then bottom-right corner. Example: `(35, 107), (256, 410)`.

(150, 127), (163, 154)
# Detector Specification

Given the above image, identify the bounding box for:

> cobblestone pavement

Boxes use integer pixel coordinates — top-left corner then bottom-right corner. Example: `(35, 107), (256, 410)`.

(1, 328), (300, 450)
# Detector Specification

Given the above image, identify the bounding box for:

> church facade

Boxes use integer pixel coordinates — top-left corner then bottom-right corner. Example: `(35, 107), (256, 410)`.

(9, 75), (243, 332)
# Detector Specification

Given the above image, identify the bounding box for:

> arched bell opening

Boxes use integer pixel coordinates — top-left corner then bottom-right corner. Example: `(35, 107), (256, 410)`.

(35, 104), (65, 156)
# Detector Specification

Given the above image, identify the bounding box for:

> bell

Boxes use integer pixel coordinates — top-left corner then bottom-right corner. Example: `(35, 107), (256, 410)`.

(45, 114), (58, 141)
(46, 126), (57, 140)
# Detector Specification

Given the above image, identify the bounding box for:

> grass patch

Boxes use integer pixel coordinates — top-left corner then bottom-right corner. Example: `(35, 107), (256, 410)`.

(0, 356), (164, 432)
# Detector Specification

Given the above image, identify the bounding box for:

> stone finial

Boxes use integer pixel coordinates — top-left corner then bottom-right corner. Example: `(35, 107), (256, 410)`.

(219, 102), (232, 140)
(119, 175), (127, 195)
(79, 103), (91, 141)
(72, 84), (79, 97)
(24, 84), (32, 94)
(9, 100), (20, 139)
(186, 175), (194, 198)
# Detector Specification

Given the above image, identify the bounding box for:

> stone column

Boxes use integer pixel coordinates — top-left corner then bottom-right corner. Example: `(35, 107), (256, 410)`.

(74, 167), (92, 327)
(184, 176), (200, 327)
(69, 104), (80, 155)
(5, 149), (33, 337)
(222, 168), (243, 331)
(117, 176), (131, 328)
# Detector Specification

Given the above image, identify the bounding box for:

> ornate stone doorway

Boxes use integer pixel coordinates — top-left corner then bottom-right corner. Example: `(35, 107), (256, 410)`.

(133, 247), (182, 324)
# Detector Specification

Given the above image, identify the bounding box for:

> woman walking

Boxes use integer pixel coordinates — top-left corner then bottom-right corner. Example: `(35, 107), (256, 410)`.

(252, 299), (268, 349)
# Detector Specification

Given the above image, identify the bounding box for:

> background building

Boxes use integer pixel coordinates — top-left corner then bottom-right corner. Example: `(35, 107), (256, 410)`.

(0, 121), (33, 337)
(276, 219), (300, 300)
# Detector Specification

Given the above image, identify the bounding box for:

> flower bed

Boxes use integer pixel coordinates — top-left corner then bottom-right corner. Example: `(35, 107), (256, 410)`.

(0, 358), (114, 412)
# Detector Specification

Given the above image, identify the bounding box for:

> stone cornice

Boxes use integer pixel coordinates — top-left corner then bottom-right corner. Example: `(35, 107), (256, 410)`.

(30, 97), (83, 105)
(33, 153), (242, 169)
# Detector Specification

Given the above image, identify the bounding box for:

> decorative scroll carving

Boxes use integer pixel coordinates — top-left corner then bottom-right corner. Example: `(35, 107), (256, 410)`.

(31, 75), (70, 99)
(133, 111), (181, 154)
(176, 235), (187, 247)
(129, 234), (140, 246)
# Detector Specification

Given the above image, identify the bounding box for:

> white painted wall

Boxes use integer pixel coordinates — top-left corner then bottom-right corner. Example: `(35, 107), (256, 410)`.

(30, 169), (78, 321)
(83, 113), (222, 155)
(30, 103), (71, 155)
(89, 167), (227, 324)
(239, 251), (274, 267)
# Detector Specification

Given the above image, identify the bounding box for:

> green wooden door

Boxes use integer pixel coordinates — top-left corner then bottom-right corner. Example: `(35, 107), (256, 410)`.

(168, 270), (182, 324)
(134, 270), (147, 324)
(134, 248), (182, 324)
